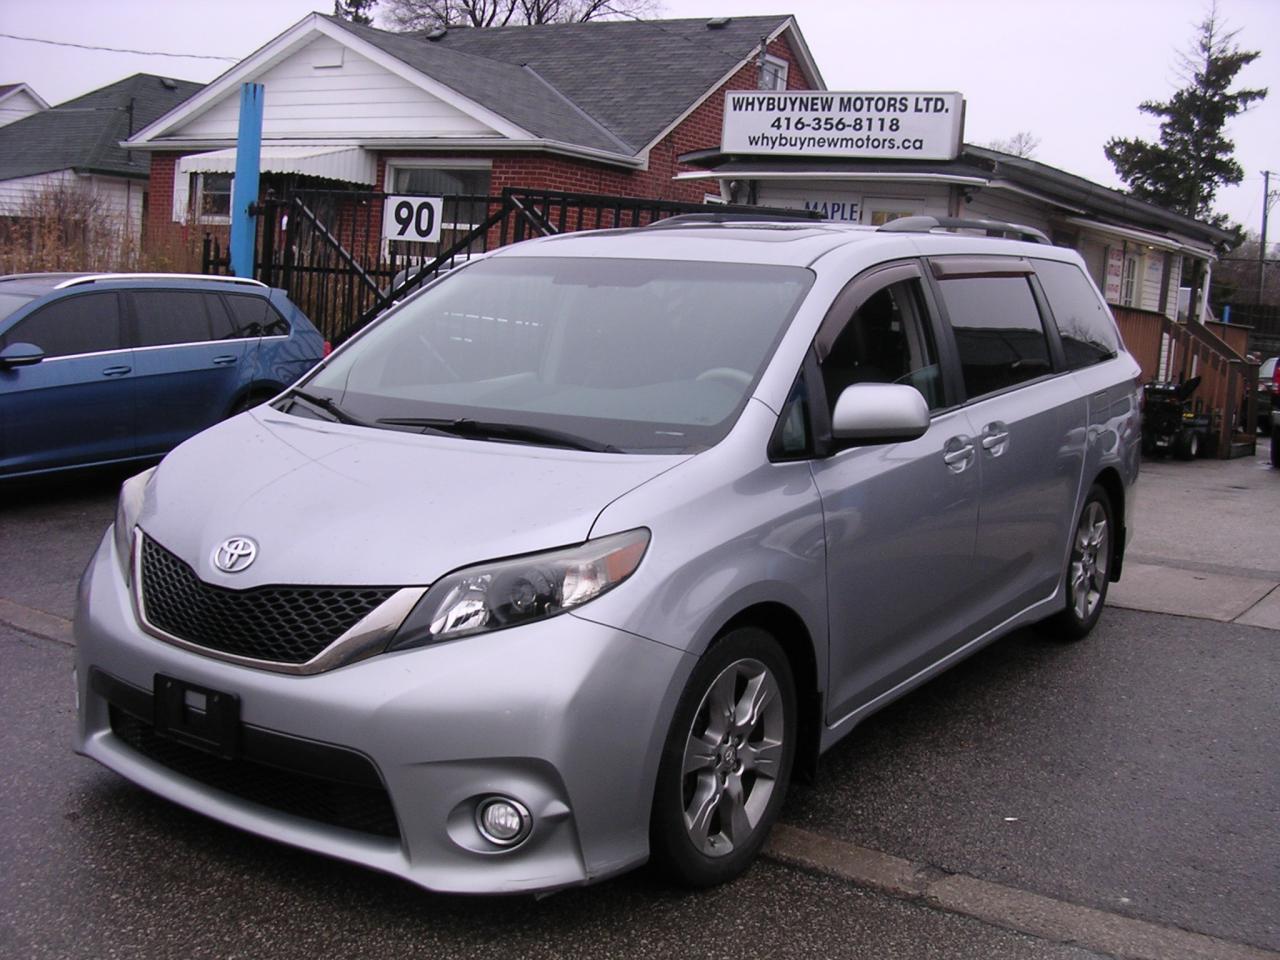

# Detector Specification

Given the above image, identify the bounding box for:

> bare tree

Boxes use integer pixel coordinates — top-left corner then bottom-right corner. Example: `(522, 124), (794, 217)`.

(983, 131), (1041, 159)
(380, 0), (660, 31)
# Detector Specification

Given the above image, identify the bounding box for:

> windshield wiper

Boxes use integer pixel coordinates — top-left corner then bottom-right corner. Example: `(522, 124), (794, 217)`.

(376, 417), (618, 453)
(284, 388), (375, 428)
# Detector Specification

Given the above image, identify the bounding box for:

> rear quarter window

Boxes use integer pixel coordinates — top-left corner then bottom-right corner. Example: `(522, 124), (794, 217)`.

(1033, 259), (1121, 369)
(223, 294), (290, 337)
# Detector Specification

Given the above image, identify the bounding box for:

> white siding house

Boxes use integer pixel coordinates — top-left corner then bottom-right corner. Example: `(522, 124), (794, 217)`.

(0, 83), (48, 128)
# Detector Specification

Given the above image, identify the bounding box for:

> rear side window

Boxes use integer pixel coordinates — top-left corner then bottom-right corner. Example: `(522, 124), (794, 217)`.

(130, 290), (219, 347)
(1034, 259), (1120, 368)
(937, 276), (1052, 399)
(224, 294), (290, 337)
(1, 293), (122, 357)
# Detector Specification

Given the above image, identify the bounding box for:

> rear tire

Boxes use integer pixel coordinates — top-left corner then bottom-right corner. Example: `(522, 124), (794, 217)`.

(1045, 485), (1113, 642)
(649, 627), (796, 888)
(1270, 434), (1279, 468)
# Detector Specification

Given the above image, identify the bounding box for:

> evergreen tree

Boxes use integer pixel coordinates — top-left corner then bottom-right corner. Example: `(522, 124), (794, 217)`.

(333, 0), (377, 25)
(1104, 5), (1266, 230)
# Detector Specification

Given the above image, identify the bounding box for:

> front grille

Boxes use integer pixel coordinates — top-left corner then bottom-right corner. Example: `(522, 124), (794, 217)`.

(110, 706), (401, 840)
(140, 535), (397, 664)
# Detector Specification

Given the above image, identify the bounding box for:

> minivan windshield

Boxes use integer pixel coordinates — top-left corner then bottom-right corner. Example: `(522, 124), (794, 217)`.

(300, 257), (813, 453)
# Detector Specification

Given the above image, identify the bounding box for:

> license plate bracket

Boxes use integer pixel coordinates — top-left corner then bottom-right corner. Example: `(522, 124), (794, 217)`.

(153, 674), (241, 760)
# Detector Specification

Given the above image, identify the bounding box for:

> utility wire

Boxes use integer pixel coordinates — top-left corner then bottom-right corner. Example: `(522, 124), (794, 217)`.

(0, 31), (238, 61)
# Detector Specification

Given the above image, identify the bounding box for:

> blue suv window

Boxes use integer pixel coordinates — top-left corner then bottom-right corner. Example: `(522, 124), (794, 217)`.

(224, 294), (289, 337)
(1, 292), (122, 357)
(130, 290), (228, 347)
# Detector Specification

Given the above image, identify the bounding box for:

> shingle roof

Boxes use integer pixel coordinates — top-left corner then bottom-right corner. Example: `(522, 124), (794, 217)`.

(327, 14), (794, 155)
(0, 73), (201, 182)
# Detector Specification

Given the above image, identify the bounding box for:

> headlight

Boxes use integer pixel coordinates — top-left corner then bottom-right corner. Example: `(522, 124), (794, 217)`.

(113, 467), (157, 584)
(390, 528), (650, 649)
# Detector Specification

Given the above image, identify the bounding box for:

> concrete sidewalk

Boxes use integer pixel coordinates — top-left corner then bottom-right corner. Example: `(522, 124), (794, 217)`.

(1109, 435), (1280, 630)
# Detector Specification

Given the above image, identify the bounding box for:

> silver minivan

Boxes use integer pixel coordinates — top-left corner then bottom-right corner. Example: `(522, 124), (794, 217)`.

(75, 216), (1140, 894)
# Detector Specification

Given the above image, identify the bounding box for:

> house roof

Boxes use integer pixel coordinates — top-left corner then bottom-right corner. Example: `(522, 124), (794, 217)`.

(0, 73), (201, 182)
(126, 14), (819, 166)
(336, 14), (811, 154)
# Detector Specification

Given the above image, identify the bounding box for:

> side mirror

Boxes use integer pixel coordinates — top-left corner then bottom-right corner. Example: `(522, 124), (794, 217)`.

(831, 383), (929, 447)
(0, 342), (45, 368)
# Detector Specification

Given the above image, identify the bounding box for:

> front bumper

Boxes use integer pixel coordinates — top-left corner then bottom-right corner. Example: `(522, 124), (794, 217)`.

(74, 529), (693, 894)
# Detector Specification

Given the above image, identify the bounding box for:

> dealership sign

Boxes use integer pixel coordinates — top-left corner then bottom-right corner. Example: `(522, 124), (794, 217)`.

(722, 91), (964, 161)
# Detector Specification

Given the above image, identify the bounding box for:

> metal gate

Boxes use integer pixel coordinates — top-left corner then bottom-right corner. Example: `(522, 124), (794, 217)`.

(202, 187), (818, 343)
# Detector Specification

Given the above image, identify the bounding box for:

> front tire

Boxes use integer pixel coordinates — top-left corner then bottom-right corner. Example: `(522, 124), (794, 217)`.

(1046, 485), (1113, 641)
(649, 627), (796, 887)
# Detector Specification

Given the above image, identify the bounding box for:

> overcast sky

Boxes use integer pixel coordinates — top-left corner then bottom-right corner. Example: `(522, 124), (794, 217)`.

(1, 0), (1275, 231)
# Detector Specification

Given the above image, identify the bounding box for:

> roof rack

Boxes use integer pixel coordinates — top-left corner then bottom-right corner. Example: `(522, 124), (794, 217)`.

(647, 212), (821, 228)
(877, 216), (1050, 245)
(52, 273), (269, 290)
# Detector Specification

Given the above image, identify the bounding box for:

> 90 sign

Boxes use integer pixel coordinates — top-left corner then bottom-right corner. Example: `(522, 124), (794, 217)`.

(382, 195), (444, 243)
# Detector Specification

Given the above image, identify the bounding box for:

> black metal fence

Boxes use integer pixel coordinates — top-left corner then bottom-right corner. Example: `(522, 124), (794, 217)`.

(203, 187), (818, 343)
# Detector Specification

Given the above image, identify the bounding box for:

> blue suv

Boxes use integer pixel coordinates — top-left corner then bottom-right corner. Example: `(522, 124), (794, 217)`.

(0, 273), (325, 479)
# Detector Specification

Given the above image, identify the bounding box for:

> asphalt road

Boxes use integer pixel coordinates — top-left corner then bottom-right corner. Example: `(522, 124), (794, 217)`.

(1, 465), (1276, 958)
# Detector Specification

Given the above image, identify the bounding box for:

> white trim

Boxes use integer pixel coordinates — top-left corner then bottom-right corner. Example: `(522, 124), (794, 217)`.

(171, 164), (190, 224)
(384, 157), (493, 171)
(1062, 216), (1216, 259)
(126, 15), (533, 148)
(135, 137), (644, 169)
(0, 83), (50, 111)
(674, 170), (989, 186)
(759, 54), (788, 91)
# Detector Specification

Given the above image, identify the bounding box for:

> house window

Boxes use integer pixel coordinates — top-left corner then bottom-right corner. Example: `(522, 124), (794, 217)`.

(864, 198), (922, 226)
(759, 54), (788, 91)
(387, 161), (491, 229)
(194, 172), (232, 223)
(1120, 255), (1138, 307)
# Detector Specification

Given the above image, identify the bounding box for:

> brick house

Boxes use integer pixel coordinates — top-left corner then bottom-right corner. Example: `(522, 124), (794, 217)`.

(123, 13), (822, 248)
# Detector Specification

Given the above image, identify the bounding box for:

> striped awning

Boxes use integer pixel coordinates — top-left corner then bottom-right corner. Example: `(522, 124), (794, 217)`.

(178, 145), (376, 185)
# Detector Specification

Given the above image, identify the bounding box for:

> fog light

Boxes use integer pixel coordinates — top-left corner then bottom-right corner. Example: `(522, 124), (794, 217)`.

(476, 797), (531, 847)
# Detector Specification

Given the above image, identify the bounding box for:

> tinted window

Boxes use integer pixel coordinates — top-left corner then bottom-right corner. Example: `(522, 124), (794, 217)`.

(821, 279), (943, 410)
(938, 276), (1052, 399)
(224, 294), (289, 337)
(1034, 259), (1121, 368)
(0, 292), (35, 324)
(131, 291), (216, 347)
(2, 293), (121, 357)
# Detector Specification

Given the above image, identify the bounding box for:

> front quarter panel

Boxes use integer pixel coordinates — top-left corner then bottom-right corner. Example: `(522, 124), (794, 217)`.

(581, 401), (828, 681)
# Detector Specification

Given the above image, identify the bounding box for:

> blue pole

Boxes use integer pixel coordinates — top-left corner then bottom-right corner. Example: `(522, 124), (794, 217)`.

(229, 83), (264, 278)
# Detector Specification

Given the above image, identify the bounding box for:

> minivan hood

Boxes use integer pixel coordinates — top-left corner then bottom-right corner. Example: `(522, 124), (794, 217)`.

(138, 410), (686, 588)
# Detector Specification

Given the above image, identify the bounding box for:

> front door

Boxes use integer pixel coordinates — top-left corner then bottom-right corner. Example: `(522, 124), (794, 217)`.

(0, 291), (134, 475)
(809, 267), (982, 723)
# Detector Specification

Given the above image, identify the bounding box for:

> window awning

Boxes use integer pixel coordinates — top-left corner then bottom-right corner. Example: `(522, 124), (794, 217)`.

(178, 145), (377, 185)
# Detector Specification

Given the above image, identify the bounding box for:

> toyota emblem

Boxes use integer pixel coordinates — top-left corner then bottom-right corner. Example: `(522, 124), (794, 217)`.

(213, 536), (258, 573)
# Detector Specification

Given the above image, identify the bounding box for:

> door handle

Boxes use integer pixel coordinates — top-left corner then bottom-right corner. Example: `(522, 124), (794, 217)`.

(101, 365), (131, 377)
(211, 355), (239, 365)
(943, 436), (975, 473)
(981, 421), (1010, 456)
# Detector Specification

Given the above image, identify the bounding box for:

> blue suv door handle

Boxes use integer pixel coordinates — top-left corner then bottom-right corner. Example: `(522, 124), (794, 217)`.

(101, 365), (131, 377)
(211, 355), (239, 365)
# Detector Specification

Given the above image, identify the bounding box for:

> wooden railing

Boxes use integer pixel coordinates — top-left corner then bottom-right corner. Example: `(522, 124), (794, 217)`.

(1112, 305), (1259, 457)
